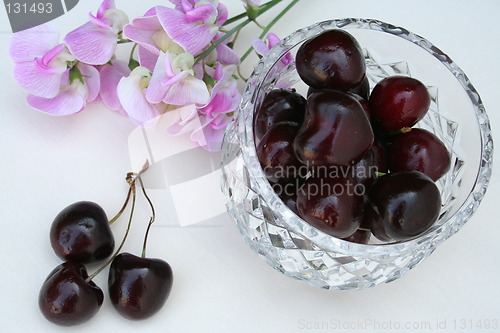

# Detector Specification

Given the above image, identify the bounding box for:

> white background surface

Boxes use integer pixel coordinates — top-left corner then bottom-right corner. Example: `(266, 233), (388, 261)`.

(1, 1), (500, 332)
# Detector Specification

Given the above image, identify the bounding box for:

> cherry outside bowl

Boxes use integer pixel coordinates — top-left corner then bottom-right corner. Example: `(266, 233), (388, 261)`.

(220, 19), (493, 290)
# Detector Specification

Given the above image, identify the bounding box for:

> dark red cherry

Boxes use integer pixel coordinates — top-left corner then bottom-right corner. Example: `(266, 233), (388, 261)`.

(348, 139), (388, 187)
(341, 227), (370, 244)
(349, 93), (370, 118)
(257, 122), (303, 183)
(306, 88), (370, 118)
(50, 201), (114, 264)
(254, 89), (306, 140)
(350, 76), (370, 101)
(369, 76), (430, 132)
(296, 29), (366, 90)
(307, 76), (370, 101)
(294, 90), (374, 166)
(388, 128), (451, 181)
(296, 176), (364, 238)
(108, 252), (173, 320)
(39, 262), (103, 326)
(362, 203), (391, 242)
(368, 171), (441, 241)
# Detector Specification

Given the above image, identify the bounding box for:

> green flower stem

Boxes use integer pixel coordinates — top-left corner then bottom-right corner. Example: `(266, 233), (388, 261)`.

(223, 0), (278, 26)
(239, 0), (300, 63)
(194, 0), (283, 65)
(254, 20), (265, 30)
(128, 43), (140, 70)
(117, 38), (133, 44)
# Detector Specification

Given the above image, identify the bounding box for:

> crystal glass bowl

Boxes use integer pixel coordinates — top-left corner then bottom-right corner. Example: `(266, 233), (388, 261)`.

(220, 19), (493, 290)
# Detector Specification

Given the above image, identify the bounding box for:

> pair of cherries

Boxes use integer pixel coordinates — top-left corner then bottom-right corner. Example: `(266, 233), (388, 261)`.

(38, 169), (173, 326)
(255, 29), (451, 243)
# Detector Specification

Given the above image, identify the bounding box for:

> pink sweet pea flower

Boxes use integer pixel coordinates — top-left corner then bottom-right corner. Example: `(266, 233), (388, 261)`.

(10, 24), (75, 98)
(99, 60), (130, 115)
(167, 63), (240, 151)
(117, 66), (165, 126)
(156, 1), (223, 56)
(123, 7), (184, 72)
(252, 32), (293, 66)
(146, 51), (210, 106)
(27, 63), (100, 116)
(213, 32), (239, 65)
(252, 33), (295, 88)
(65, 0), (129, 65)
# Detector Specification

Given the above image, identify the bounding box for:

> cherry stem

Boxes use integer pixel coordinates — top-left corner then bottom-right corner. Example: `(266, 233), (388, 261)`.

(85, 161), (150, 283)
(108, 186), (132, 225)
(138, 176), (156, 258)
(86, 184), (136, 283)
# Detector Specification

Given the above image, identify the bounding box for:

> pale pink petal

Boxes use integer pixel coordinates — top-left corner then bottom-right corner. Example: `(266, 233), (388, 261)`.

(13, 61), (62, 98)
(206, 93), (232, 116)
(156, 6), (217, 55)
(139, 46), (159, 72)
(211, 113), (233, 129)
(191, 118), (228, 151)
(89, 14), (112, 30)
(10, 24), (59, 62)
(216, 3), (228, 26)
(179, 0), (193, 13)
(145, 52), (168, 104)
(144, 7), (157, 16)
(27, 90), (85, 116)
(213, 62), (223, 81)
(161, 70), (191, 86)
(252, 37), (269, 57)
(99, 61), (130, 111)
(117, 67), (160, 125)
(65, 22), (117, 65)
(281, 52), (294, 65)
(178, 103), (199, 124)
(39, 44), (65, 67)
(97, 0), (115, 18)
(79, 64), (101, 102)
(267, 33), (281, 49)
(123, 16), (162, 54)
(192, 62), (206, 80)
(216, 43), (239, 65)
(163, 76), (210, 105)
(184, 4), (217, 23)
(210, 64), (234, 96)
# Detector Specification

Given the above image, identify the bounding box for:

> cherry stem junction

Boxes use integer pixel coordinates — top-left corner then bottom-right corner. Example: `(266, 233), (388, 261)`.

(86, 161), (150, 283)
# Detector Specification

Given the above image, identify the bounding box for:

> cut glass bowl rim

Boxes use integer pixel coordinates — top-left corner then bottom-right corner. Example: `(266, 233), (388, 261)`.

(234, 18), (493, 255)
